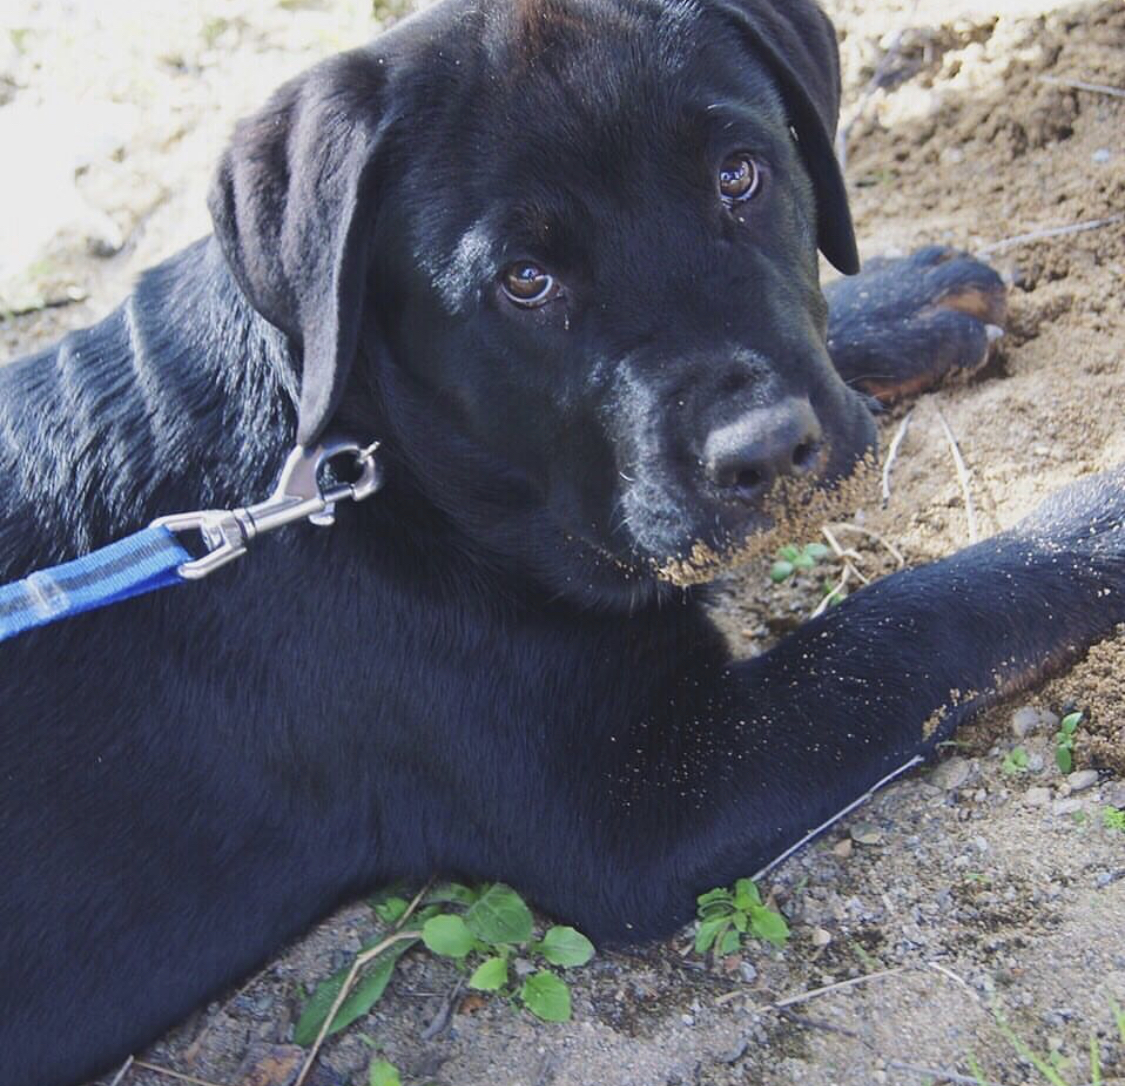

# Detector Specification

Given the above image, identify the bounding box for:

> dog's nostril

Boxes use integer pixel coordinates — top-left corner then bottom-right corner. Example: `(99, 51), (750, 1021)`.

(733, 466), (764, 492)
(791, 441), (818, 470)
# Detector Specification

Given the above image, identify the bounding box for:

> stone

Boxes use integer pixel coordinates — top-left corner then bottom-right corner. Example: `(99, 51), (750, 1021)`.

(1067, 769), (1099, 793)
(1052, 798), (1082, 816)
(931, 757), (972, 791)
(1011, 706), (1042, 738)
(1024, 787), (1052, 807)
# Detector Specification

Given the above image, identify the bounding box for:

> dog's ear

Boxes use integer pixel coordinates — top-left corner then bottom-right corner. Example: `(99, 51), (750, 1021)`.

(208, 52), (390, 445)
(711, 0), (859, 275)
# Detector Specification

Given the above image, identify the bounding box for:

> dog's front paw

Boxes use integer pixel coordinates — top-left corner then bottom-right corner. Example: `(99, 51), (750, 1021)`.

(1016, 466), (1125, 559)
(825, 246), (1007, 404)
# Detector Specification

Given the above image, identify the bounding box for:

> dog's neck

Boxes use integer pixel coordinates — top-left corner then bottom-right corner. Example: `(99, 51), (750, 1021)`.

(0, 238), (299, 569)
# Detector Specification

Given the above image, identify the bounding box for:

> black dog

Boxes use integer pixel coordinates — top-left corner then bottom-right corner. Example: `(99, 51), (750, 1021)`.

(2, 0), (1122, 1083)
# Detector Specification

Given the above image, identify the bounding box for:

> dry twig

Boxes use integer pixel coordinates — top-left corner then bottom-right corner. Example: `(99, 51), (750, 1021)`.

(886, 1059), (1004, 1086)
(882, 409), (914, 505)
(935, 409), (978, 544)
(977, 212), (1125, 257)
(107, 1057), (135, 1086)
(752, 754), (923, 883)
(771, 966), (907, 1010)
(827, 522), (906, 568)
(1040, 73), (1125, 98)
(130, 1062), (226, 1086)
(294, 881), (431, 1086)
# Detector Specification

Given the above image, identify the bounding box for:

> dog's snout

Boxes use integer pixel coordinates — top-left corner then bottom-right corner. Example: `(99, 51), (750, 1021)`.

(703, 398), (823, 499)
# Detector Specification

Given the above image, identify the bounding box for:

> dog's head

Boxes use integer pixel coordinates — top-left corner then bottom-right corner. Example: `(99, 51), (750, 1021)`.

(209, 0), (876, 607)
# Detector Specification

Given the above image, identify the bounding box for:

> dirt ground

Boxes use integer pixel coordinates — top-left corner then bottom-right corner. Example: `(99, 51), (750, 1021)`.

(3, 0), (1125, 1083)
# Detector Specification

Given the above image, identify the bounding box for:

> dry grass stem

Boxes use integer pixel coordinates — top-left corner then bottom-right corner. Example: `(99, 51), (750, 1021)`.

(107, 1056), (135, 1086)
(130, 1062), (226, 1086)
(751, 755), (924, 883)
(882, 409), (914, 504)
(1039, 73), (1125, 98)
(886, 1059), (1004, 1086)
(828, 522), (906, 568)
(770, 966), (907, 1010)
(977, 212), (1125, 256)
(936, 410), (978, 544)
(293, 881), (431, 1086)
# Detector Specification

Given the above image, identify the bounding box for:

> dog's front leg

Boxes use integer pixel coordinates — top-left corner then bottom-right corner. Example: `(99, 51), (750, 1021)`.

(587, 468), (1125, 943)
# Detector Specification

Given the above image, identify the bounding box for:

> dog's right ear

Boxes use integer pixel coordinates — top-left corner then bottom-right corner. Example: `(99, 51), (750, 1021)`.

(208, 51), (391, 446)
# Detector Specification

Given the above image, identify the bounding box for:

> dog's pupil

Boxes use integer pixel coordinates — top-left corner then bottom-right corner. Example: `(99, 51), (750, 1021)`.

(720, 155), (756, 199)
(506, 264), (549, 300)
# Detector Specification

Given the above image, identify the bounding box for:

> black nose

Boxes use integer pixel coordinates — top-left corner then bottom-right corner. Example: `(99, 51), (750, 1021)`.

(703, 398), (823, 499)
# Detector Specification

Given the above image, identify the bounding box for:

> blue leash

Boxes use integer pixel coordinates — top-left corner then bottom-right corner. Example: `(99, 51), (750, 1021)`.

(0, 527), (189, 643)
(0, 438), (382, 646)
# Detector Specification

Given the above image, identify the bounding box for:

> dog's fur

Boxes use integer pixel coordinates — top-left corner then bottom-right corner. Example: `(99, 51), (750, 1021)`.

(2, 1), (1123, 1083)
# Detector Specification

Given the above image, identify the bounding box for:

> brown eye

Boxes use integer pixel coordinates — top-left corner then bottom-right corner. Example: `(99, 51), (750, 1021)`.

(502, 262), (557, 307)
(719, 153), (761, 203)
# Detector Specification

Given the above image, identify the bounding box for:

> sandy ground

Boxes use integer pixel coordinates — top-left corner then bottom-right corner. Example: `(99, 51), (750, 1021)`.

(2, 0), (1125, 1083)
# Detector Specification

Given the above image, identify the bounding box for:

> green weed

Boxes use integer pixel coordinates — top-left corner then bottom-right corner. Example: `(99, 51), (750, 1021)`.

(295, 882), (594, 1045)
(1054, 711), (1083, 774)
(694, 878), (789, 958)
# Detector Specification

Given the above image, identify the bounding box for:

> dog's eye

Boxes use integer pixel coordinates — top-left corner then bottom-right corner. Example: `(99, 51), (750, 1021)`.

(502, 263), (557, 307)
(718, 153), (761, 203)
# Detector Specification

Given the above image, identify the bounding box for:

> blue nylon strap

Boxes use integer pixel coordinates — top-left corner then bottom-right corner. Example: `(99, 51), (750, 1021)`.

(0, 526), (190, 644)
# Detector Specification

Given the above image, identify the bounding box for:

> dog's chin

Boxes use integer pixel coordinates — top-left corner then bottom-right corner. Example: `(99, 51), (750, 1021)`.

(606, 455), (881, 589)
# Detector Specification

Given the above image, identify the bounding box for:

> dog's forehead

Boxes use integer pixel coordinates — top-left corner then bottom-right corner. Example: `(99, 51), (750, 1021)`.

(399, 0), (790, 310)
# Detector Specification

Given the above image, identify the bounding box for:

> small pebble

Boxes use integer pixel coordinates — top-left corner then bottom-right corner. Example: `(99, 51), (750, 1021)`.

(1103, 782), (1125, 809)
(1093, 147), (1112, 164)
(739, 961), (758, 984)
(1052, 798), (1082, 817)
(1024, 787), (1052, 808)
(851, 823), (882, 845)
(1068, 769), (1099, 793)
(1011, 706), (1041, 738)
(931, 757), (972, 791)
(811, 928), (832, 948)
(833, 838), (854, 859)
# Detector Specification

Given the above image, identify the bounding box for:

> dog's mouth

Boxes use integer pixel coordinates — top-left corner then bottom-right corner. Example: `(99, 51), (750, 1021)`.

(650, 451), (881, 586)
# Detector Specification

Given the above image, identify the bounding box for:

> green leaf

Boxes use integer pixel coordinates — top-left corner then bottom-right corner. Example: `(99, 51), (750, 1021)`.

(369, 1059), (403, 1086)
(778, 544), (801, 562)
(468, 956), (509, 991)
(696, 888), (734, 915)
(769, 560), (795, 583)
(749, 905), (790, 948)
(521, 971), (572, 1022)
(717, 928), (741, 956)
(733, 879), (761, 911)
(731, 910), (748, 933)
(465, 884), (534, 945)
(1061, 711), (1083, 733)
(372, 896), (409, 926)
(426, 882), (480, 906)
(422, 914), (476, 958)
(694, 915), (728, 955)
(804, 542), (830, 561)
(792, 552), (816, 570)
(1056, 747), (1073, 774)
(294, 940), (415, 1046)
(537, 926), (595, 967)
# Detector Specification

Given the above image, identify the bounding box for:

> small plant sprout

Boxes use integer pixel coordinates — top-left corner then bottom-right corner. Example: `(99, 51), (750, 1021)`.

(1054, 711), (1083, 773)
(1001, 746), (1030, 775)
(1103, 806), (1125, 833)
(694, 878), (790, 959)
(770, 541), (831, 584)
(368, 1058), (402, 1086)
(296, 882), (594, 1045)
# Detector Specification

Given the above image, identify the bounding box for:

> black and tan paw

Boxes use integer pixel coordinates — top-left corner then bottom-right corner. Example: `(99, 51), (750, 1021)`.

(825, 246), (1007, 404)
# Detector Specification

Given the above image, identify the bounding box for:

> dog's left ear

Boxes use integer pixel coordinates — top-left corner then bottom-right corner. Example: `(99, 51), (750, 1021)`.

(710, 0), (859, 275)
(208, 51), (390, 446)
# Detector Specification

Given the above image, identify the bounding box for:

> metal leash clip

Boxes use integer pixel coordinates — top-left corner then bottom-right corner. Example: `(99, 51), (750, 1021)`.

(152, 438), (383, 580)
